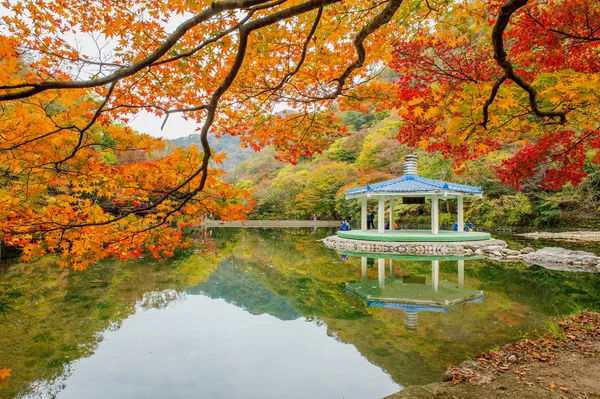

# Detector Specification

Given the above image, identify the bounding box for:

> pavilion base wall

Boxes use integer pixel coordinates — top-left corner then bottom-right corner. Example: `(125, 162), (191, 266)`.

(322, 235), (508, 257)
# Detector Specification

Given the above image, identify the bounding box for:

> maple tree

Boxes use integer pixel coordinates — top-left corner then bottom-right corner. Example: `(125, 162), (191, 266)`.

(0, 0), (412, 268)
(1, 0), (598, 268)
(0, 35), (251, 269)
(390, 0), (600, 189)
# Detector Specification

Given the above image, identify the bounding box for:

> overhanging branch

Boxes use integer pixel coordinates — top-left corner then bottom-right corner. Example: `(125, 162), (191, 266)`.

(491, 0), (567, 124)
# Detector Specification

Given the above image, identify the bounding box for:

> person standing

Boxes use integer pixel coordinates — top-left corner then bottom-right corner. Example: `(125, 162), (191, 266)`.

(367, 210), (375, 229)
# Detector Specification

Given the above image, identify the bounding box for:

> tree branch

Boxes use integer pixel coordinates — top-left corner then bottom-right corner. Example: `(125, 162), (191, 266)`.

(0, 0), (272, 101)
(491, 0), (566, 123)
(479, 74), (506, 128)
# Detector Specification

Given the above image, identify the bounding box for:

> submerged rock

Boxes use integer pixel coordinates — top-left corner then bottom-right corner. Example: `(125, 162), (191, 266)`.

(522, 247), (600, 272)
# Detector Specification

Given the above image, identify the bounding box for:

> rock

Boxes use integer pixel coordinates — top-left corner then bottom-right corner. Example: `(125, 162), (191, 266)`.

(442, 360), (493, 386)
(484, 245), (507, 253)
(502, 249), (521, 256)
(520, 246), (535, 254)
(474, 248), (483, 255)
(522, 247), (600, 272)
(491, 250), (503, 257)
(505, 255), (523, 260)
(507, 355), (517, 363)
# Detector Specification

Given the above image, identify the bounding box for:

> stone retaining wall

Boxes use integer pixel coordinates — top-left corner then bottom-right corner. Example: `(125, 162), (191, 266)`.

(322, 236), (600, 272)
(321, 235), (509, 256)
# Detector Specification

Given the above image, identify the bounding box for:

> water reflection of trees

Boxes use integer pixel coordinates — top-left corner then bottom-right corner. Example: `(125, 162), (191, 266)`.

(139, 289), (184, 310)
(2, 228), (599, 396)
(0, 249), (224, 399)
(213, 229), (600, 386)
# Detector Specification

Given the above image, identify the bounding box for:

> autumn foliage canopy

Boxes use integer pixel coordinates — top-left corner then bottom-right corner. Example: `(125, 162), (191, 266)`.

(0, 0), (599, 268)
(390, 0), (600, 189)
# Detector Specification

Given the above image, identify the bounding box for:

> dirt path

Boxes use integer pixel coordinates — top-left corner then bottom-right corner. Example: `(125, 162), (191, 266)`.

(386, 312), (600, 399)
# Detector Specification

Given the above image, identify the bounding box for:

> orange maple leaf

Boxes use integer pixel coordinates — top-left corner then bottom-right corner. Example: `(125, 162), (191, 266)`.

(0, 367), (12, 380)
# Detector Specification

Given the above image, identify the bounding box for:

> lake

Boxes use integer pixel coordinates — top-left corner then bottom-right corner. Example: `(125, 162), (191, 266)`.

(1, 228), (599, 399)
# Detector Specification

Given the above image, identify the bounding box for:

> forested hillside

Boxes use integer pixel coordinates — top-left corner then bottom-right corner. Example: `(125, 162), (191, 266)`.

(167, 134), (255, 173)
(229, 111), (600, 229)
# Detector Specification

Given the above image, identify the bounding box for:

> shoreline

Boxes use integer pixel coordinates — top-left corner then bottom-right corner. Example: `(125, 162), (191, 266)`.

(518, 231), (600, 242)
(385, 312), (600, 399)
(201, 220), (340, 228)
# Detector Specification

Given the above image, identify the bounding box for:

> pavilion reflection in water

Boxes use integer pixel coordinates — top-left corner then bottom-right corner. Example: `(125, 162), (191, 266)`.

(344, 254), (485, 331)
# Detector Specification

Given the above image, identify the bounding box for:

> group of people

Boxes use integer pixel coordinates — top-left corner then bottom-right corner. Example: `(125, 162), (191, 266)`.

(366, 210), (397, 230)
(340, 219), (351, 231)
(453, 221), (474, 232)
(337, 209), (475, 232)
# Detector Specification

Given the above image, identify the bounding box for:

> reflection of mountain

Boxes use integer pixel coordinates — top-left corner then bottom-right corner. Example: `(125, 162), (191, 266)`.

(6, 228), (600, 397)
(186, 258), (301, 321)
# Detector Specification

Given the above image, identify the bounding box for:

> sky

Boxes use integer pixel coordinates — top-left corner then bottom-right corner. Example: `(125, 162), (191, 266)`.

(128, 111), (200, 140)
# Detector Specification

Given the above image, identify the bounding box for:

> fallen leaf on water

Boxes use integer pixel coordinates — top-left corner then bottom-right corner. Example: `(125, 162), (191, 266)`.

(0, 368), (11, 380)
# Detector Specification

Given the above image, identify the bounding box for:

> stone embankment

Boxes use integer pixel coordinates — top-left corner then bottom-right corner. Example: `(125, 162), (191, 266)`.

(486, 246), (600, 272)
(518, 231), (600, 242)
(321, 235), (509, 256)
(322, 236), (600, 272)
(522, 247), (600, 272)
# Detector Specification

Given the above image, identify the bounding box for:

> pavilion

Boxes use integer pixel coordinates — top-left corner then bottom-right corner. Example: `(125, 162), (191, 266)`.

(340, 155), (490, 242)
(343, 253), (485, 330)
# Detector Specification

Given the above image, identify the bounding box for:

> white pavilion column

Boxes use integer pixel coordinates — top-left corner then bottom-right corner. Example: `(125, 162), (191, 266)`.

(361, 197), (368, 231)
(457, 195), (464, 232)
(389, 259), (394, 277)
(431, 194), (439, 234)
(378, 258), (385, 288)
(389, 197), (395, 230)
(361, 257), (368, 281)
(458, 259), (465, 288)
(432, 260), (439, 292)
(377, 197), (385, 234)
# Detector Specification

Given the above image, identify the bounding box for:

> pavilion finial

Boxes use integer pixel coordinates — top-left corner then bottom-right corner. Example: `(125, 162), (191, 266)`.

(404, 154), (418, 176)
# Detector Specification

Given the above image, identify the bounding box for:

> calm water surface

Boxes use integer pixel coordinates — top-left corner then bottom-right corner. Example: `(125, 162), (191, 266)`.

(1, 228), (600, 399)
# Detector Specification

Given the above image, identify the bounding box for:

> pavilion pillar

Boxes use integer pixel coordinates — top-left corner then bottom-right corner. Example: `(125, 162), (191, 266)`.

(457, 195), (464, 232)
(389, 198), (395, 230)
(458, 259), (464, 288)
(361, 197), (367, 231)
(432, 260), (439, 292)
(378, 258), (385, 288)
(431, 194), (439, 235)
(361, 257), (368, 282)
(377, 198), (385, 234)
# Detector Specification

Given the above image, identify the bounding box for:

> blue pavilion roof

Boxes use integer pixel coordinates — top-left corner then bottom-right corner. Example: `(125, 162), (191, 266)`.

(346, 175), (482, 197)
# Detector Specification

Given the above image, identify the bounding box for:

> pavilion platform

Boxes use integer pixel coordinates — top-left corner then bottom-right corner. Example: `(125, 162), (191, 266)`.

(337, 229), (491, 242)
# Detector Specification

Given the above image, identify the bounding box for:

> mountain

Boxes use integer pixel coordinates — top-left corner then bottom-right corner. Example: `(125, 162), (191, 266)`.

(169, 133), (255, 172)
